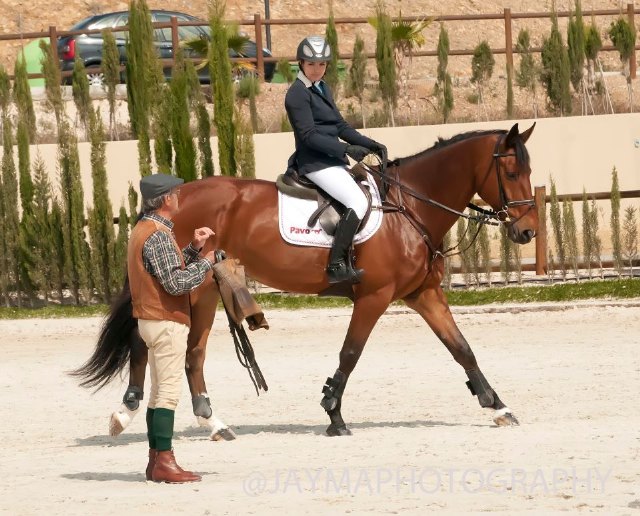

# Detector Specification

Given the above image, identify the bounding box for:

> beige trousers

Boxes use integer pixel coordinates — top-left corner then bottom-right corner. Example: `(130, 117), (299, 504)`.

(138, 319), (190, 410)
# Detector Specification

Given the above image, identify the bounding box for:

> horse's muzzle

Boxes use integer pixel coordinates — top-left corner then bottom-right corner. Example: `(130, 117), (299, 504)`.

(508, 225), (535, 244)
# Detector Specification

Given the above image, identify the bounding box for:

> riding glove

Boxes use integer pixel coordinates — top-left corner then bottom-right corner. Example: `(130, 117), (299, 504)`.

(345, 144), (370, 162)
(369, 141), (388, 161)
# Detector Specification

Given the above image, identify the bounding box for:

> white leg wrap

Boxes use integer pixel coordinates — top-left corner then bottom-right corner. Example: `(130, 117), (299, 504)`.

(109, 403), (140, 437)
(196, 415), (237, 441)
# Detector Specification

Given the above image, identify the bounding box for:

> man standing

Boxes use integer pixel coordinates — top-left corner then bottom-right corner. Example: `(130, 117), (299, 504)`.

(127, 173), (216, 483)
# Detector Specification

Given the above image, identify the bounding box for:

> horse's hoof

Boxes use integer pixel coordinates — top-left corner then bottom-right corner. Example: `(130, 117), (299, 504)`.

(109, 412), (126, 437)
(326, 424), (352, 437)
(210, 427), (237, 441)
(493, 408), (520, 426)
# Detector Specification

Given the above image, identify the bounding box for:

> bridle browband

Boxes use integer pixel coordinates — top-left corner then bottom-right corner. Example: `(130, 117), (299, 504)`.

(364, 134), (536, 259)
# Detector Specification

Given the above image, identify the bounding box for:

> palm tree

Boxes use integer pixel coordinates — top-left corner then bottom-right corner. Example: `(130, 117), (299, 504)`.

(369, 10), (432, 123)
(182, 25), (256, 81)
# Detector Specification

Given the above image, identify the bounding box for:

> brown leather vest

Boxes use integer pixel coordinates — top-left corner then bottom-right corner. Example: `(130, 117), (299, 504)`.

(127, 218), (190, 327)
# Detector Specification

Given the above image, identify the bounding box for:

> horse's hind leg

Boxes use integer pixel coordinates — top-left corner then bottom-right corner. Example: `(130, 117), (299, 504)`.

(109, 335), (148, 436)
(186, 276), (236, 441)
(321, 291), (393, 436)
(404, 285), (519, 426)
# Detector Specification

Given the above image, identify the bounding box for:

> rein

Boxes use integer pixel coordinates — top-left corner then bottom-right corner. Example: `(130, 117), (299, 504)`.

(363, 134), (535, 260)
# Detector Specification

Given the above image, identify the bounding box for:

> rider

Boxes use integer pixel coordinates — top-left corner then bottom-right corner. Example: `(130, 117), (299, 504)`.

(285, 35), (387, 284)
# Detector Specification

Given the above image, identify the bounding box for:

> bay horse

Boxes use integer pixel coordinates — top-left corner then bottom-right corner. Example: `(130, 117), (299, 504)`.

(73, 123), (538, 438)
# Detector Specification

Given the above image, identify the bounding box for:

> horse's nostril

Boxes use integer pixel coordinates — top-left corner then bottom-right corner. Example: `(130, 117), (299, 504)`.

(524, 230), (535, 241)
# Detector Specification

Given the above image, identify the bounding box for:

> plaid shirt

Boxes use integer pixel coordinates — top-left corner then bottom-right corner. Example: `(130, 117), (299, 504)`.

(141, 213), (213, 296)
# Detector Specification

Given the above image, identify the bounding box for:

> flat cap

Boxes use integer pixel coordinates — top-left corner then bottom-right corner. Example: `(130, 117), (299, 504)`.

(140, 173), (184, 201)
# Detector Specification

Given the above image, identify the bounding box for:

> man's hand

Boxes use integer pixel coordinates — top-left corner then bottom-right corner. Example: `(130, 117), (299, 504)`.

(192, 227), (215, 250)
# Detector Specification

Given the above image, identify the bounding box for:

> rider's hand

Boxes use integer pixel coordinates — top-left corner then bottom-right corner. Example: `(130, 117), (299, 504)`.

(345, 144), (370, 163)
(192, 227), (215, 251)
(368, 141), (387, 161)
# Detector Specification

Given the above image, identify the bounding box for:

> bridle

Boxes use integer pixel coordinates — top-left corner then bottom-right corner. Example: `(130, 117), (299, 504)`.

(364, 133), (536, 259)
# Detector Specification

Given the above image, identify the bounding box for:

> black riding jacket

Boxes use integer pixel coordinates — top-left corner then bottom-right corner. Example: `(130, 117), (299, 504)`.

(285, 72), (376, 175)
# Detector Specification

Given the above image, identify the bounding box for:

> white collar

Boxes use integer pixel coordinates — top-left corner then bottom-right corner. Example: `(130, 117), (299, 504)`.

(297, 70), (324, 90)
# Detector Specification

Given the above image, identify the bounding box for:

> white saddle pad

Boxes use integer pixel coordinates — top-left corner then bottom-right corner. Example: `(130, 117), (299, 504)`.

(278, 172), (384, 248)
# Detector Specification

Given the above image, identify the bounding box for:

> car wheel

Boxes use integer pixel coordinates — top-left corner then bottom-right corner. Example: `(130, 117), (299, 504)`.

(86, 67), (106, 88)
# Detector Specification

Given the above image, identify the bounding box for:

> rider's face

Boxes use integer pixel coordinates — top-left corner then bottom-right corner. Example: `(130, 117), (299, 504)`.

(301, 60), (327, 82)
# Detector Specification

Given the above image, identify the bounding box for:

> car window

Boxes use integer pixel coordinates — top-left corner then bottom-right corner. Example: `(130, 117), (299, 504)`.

(154, 13), (206, 44)
(112, 15), (129, 40)
(153, 13), (174, 42)
(89, 14), (121, 30)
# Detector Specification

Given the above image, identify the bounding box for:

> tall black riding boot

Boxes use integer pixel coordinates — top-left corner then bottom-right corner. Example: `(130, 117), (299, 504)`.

(326, 208), (364, 284)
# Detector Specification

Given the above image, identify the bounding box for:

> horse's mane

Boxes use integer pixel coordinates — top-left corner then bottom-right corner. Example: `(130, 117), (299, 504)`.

(396, 129), (530, 167)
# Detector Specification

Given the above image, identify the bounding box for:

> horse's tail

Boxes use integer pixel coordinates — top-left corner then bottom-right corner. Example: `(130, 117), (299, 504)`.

(70, 276), (140, 391)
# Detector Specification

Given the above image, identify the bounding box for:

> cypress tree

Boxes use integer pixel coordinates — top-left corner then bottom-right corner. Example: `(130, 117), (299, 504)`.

(128, 183), (139, 228)
(549, 177), (566, 279)
(499, 225), (512, 285)
(171, 48), (197, 182)
(348, 35), (368, 128)
(584, 20), (602, 94)
(276, 59), (295, 85)
(39, 40), (64, 126)
(567, 1), (585, 94)
(516, 29), (539, 118)
(234, 110), (256, 178)
(126, 0), (164, 176)
(471, 41), (495, 120)
(50, 197), (66, 301)
(28, 155), (55, 302)
(112, 204), (130, 290)
(435, 24), (453, 123)
(478, 224), (492, 287)
(237, 75), (260, 133)
(562, 199), (579, 279)
(152, 86), (173, 174)
(609, 17), (636, 112)
(456, 218), (471, 286)
(540, 12), (572, 115)
(13, 54), (36, 139)
(441, 230), (452, 290)
(582, 190), (594, 278)
(590, 198), (603, 277)
(102, 29), (120, 140)
(72, 56), (92, 138)
(186, 61), (214, 178)
(375, 0), (397, 127)
(324, 3), (340, 98)
(58, 120), (90, 304)
(15, 54), (38, 302)
(622, 207), (638, 274)
(87, 108), (117, 303)
(610, 166), (622, 274)
(0, 65), (8, 304)
(209, 0), (237, 176)
(1, 100), (20, 305)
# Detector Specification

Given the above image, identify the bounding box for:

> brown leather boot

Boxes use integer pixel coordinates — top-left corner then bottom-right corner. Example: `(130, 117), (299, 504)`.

(145, 449), (157, 481)
(151, 450), (201, 483)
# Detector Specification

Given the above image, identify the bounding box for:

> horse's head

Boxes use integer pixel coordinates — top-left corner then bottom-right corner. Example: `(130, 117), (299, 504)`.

(477, 123), (538, 244)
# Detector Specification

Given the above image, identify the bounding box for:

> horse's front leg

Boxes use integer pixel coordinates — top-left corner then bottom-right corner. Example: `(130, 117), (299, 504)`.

(321, 290), (393, 436)
(109, 334), (147, 436)
(187, 276), (236, 441)
(404, 285), (519, 426)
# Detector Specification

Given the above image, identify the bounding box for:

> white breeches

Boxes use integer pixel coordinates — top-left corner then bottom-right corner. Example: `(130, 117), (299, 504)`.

(305, 166), (368, 219)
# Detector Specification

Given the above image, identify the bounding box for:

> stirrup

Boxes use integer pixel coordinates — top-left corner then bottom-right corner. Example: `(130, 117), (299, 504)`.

(326, 260), (363, 284)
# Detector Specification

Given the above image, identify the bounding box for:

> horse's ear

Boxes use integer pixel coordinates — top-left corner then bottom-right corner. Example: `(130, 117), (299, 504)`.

(519, 122), (536, 144)
(504, 123), (520, 147)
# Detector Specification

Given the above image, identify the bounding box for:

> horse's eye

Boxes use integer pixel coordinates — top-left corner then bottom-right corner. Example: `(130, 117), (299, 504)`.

(505, 171), (519, 180)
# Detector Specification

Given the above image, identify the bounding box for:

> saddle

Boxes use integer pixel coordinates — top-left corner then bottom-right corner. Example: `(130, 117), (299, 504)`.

(275, 164), (373, 236)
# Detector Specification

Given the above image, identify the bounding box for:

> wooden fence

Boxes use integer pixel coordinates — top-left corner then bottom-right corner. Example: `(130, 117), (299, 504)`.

(0, 4), (638, 81)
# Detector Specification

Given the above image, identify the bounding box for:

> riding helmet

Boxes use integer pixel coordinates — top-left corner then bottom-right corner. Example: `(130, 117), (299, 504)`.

(296, 36), (332, 62)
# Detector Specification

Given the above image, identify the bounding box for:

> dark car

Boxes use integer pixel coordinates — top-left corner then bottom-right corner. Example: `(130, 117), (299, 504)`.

(58, 10), (275, 86)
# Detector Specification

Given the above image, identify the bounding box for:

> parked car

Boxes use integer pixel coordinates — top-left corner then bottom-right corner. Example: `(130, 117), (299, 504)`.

(58, 10), (275, 86)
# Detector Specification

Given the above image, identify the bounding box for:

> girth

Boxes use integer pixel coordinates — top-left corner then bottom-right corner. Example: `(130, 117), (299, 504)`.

(275, 165), (373, 235)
